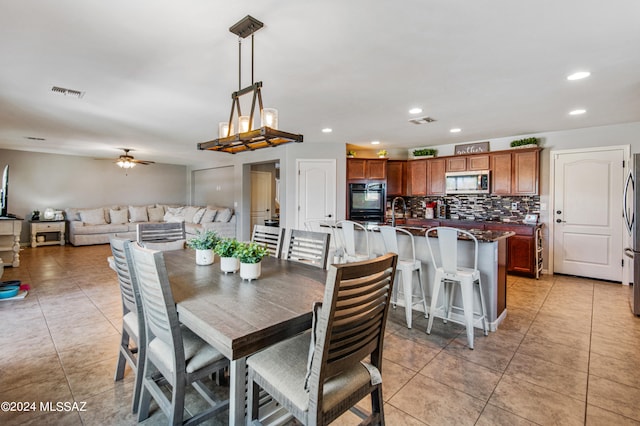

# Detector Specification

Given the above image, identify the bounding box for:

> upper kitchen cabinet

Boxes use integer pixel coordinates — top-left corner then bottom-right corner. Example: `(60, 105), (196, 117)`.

(491, 152), (512, 194)
(427, 158), (446, 195)
(408, 158), (445, 196)
(446, 154), (490, 172)
(346, 158), (387, 181)
(491, 148), (540, 195)
(407, 159), (427, 196)
(387, 160), (407, 196)
(512, 148), (539, 195)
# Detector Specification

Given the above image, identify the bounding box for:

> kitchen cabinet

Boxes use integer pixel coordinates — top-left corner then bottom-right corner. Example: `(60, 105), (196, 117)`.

(490, 148), (540, 196)
(512, 149), (539, 195)
(446, 154), (490, 172)
(491, 152), (512, 194)
(387, 161), (406, 196)
(407, 159), (427, 196)
(346, 158), (386, 180)
(427, 158), (446, 195)
(485, 222), (541, 277)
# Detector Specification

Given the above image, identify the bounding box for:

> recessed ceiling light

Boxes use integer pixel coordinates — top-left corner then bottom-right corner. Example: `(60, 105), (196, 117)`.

(569, 109), (586, 115)
(567, 71), (591, 81)
(321, 128), (332, 133)
(450, 128), (462, 133)
(409, 107), (423, 115)
(371, 141), (380, 145)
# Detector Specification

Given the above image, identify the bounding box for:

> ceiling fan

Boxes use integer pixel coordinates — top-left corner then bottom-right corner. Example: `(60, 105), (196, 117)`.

(103, 148), (155, 169)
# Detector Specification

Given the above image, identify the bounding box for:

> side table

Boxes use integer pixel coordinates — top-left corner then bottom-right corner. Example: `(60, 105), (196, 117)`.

(30, 220), (66, 248)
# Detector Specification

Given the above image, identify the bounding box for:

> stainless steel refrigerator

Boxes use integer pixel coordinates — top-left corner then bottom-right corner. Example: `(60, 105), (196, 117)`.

(624, 153), (640, 315)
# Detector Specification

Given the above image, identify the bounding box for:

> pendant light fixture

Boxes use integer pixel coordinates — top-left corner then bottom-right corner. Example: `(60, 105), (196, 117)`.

(198, 15), (303, 154)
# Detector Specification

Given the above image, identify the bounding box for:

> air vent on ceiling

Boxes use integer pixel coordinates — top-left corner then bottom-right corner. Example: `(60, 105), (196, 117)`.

(51, 86), (85, 99)
(24, 136), (46, 141)
(409, 116), (437, 125)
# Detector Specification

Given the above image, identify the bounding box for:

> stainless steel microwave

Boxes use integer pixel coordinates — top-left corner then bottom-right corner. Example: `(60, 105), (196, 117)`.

(445, 170), (490, 194)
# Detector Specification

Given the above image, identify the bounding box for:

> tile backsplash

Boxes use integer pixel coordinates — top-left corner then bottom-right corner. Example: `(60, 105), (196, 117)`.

(387, 195), (540, 222)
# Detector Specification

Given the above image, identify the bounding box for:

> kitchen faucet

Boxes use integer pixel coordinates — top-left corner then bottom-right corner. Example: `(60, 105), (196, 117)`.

(391, 197), (407, 227)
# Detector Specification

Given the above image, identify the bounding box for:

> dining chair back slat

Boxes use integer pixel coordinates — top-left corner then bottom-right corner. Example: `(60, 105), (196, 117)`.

(285, 229), (330, 269)
(137, 222), (186, 251)
(251, 225), (285, 258)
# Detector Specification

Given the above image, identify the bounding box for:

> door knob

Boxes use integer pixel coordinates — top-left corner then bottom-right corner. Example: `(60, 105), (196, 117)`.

(556, 219), (565, 223)
(556, 210), (562, 214)
(325, 214), (332, 218)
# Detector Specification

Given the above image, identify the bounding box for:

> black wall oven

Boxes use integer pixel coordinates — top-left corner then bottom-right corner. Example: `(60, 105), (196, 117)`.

(348, 183), (385, 222)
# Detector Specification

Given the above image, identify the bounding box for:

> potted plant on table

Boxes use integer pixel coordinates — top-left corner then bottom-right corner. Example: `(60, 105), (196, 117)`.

(187, 230), (220, 266)
(214, 238), (240, 273)
(234, 241), (269, 281)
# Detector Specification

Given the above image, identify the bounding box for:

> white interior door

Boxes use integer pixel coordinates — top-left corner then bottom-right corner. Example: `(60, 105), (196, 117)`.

(296, 160), (336, 229)
(250, 171), (272, 231)
(552, 148), (625, 281)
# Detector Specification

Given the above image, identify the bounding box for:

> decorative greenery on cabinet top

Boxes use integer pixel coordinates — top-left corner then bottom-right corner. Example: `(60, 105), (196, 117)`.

(510, 137), (539, 148)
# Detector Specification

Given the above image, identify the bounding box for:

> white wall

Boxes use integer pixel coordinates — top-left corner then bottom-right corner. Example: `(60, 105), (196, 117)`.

(0, 149), (187, 243)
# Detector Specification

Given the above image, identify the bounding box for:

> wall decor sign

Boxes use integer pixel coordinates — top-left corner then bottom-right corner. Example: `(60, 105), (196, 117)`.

(454, 141), (490, 155)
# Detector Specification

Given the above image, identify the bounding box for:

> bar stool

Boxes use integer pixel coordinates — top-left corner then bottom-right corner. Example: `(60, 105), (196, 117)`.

(379, 226), (428, 328)
(425, 227), (488, 349)
(335, 220), (371, 263)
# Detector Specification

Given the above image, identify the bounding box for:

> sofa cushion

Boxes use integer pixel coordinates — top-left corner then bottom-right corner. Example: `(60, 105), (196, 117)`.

(129, 205), (149, 222)
(200, 208), (218, 223)
(193, 208), (205, 224)
(109, 208), (128, 225)
(148, 206), (164, 222)
(164, 206), (185, 223)
(80, 208), (107, 225)
(72, 223), (129, 235)
(183, 206), (203, 223)
(214, 208), (233, 223)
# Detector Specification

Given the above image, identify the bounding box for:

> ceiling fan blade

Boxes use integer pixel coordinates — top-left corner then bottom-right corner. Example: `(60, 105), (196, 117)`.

(132, 159), (155, 165)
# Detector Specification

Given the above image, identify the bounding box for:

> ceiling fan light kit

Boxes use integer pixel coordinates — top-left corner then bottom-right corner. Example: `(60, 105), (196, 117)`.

(198, 15), (303, 154)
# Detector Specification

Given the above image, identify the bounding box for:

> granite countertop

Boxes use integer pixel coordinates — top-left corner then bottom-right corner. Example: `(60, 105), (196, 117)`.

(395, 226), (515, 242)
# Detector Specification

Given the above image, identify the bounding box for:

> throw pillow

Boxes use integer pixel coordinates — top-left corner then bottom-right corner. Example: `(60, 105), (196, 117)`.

(193, 208), (205, 224)
(182, 206), (201, 223)
(164, 206), (185, 223)
(109, 208), (128, 225)
(147, 206), (164, 222)
(79, 208), (107, 225)
(214, 208), (232, 222)
(200, 208), (217, 223)
(129, 205), (149, 223)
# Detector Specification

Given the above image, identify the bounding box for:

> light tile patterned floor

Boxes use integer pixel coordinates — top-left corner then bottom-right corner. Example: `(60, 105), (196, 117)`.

(1, 245), (640, 425)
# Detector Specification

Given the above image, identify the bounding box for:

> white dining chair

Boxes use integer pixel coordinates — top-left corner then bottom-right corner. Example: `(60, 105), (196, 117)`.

(378, 226), (428, 328)
(425, 227), (488, 349)
(335, 220), (371, 263)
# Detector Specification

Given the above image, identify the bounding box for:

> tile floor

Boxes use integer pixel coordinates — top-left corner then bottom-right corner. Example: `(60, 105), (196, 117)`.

(1, 244), (640, 425)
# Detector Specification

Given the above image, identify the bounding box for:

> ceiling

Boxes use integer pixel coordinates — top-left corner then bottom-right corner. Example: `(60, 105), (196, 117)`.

(1, 1), (639, 166)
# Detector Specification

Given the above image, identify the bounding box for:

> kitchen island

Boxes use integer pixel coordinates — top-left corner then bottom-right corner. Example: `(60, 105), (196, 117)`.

(348, 223), (513, 331)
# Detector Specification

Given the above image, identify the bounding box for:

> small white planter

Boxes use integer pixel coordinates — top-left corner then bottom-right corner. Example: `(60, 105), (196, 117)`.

(512, 144), (538, 149)
(220, 256), (239, 274)
(195, 249), (215, 266)
(240, 262), (261, 281)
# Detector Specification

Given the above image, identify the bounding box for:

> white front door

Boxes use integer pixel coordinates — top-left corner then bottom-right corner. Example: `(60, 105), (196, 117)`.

(296, 160), (336, 229)
(250, 171), (272, 231)
(552, 147), (626, 281)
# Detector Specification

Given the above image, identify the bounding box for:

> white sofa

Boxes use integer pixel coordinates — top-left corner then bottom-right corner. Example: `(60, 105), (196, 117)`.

(65, 204), (236, 246)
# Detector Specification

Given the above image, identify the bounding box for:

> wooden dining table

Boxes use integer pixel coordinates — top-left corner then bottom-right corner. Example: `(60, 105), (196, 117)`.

(163, 249), (327, 425)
